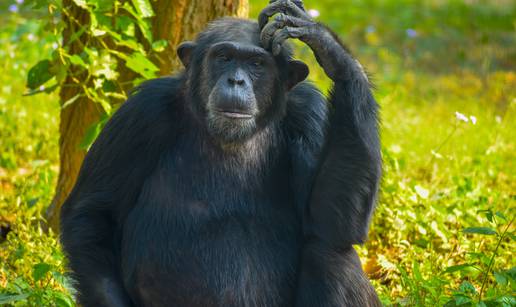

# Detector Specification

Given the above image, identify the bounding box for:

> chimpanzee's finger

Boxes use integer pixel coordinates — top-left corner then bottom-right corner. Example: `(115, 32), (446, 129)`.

(258, 0), (310, 30)
(261, 14), (315, 50)
(271, 28), (291, 56)
(269, 0), (306, 11)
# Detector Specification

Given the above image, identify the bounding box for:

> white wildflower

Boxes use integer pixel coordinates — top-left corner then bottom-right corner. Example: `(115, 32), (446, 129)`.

(414, 185), (429, 199)
(390, 144), (401, 154)
(455, 111), (469, 123)
(469, 115), (477, 125)
(307, 9), (320, 18)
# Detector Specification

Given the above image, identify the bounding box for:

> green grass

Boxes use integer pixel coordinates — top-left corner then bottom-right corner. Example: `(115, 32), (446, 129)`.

(1, 0), (515, 306)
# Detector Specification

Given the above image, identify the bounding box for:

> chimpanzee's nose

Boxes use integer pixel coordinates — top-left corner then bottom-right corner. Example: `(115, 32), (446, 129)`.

(228, 69), (247, 86)
(228, 77), (245, 86)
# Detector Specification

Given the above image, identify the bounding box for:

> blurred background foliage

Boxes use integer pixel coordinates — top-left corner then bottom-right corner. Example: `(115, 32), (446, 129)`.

(0, 0), (515, 306)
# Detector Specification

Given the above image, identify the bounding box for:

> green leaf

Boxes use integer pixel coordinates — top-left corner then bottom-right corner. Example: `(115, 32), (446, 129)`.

(0, 293), (30, 304)
(69, 54), (87, 67)
(102, 80), (117, 92)
(131, 0), (155, 18)
(486, 210), (493, 222)
(495, 211), (507, 221)
(444, 264), (474, 274)
(454, 295), (472, 305)
(413, 261), (423, 281)
(122, 2), (153, 43)
(89, 11), (107, 36)
(14, 244), (25, 260)
(137, 18), (153, 43)
(463, 227), (497, 235)
(80, 121), (103, 149)
(125, 52), (159, 79)
(152, 40), (168, 52)
(53, 292), (74, 307)
(98, 98), (112, 114)
(113, 35), (144, 52)
(497, 296), (516, 306)
(116, 16), (136, 36)
(84, 88), (112, 114)
(458, 280), (477, 294)
(32, 263), (52, 282)
(493, 271), (508, 286)
(506, 266), (516, 280)
(90, 0), (113, 12)
(27, 60), (55, 90)
(80, 115), (110, 149)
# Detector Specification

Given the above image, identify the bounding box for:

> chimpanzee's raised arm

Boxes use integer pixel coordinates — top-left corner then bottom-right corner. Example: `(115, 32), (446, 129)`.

(260, 0), (381, 257)
(260, 1), (382, 305)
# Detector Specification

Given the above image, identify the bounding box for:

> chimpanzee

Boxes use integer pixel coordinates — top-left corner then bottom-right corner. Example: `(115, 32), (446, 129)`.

(60, 1), (382, 306)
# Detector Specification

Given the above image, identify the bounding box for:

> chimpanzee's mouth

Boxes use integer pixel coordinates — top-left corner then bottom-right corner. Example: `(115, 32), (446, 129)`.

(213, 109), (255, 119)
(220, 112), (253, 119)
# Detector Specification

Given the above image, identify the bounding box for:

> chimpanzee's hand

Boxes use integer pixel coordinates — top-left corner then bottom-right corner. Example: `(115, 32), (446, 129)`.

(259, 0), (314, 56)
(259, 0), (361, 81)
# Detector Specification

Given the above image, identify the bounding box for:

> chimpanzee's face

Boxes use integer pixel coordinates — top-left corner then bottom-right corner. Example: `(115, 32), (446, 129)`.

(177, 20), (309, 144)
(201, 41), (280, 143)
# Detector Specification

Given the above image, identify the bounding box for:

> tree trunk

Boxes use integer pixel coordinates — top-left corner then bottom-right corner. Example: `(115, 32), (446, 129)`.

(46, 0), (249, 231)
(152, 0), (249, 74)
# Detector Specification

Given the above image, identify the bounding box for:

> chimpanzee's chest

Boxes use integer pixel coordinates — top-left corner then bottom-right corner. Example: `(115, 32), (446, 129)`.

(119, 143), (302, 306)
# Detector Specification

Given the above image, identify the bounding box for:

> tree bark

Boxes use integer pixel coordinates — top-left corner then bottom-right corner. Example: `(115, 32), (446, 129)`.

(152, 0), (249, 74)
(46, 0), (249, 231)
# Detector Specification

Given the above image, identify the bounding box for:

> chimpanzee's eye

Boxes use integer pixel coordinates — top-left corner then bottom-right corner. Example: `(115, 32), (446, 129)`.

(217, 54), (230, 62)
(251, 59), (263, 67)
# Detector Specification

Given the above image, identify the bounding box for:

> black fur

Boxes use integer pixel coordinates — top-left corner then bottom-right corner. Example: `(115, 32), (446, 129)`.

(61, 16), (381, 307)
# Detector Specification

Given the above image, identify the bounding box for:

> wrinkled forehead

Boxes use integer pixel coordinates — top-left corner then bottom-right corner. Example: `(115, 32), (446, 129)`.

(208, 41), (271, 58)
(196, 18), (261, 47)
(190, 17), (293, 66)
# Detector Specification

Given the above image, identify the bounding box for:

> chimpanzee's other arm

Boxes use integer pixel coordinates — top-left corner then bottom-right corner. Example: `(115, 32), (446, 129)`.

(60, 78), (180, 307)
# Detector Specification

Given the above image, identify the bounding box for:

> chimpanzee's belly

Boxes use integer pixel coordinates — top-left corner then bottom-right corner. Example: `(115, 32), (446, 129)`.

(120, 200), (302, 307)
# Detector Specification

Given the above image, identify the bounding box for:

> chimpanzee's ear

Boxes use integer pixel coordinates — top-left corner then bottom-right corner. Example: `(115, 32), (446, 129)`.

(177, 41), (197, 68)
(286, 60), (309, 90)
